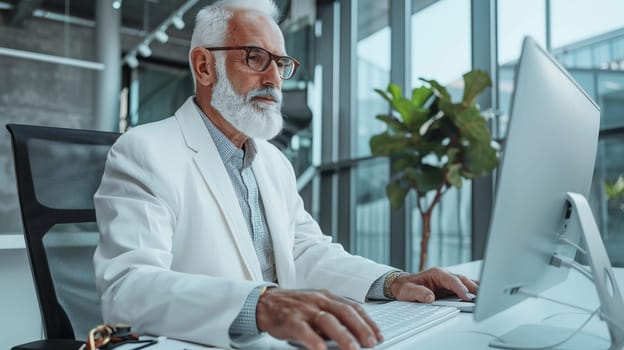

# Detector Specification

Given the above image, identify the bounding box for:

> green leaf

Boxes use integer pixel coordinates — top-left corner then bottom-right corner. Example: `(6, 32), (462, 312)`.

(446, 147), (460, 164)
(464, 142), (498, 177)
(388, 83), (403, 101)
(462, 70), (492, 107)
(374, 88), (393, 105)
(454, 107), (492, 142)
(386, 180), (410, 209)
(407, 108), (431, 131)
(437, 100), (463, 125)
(447, 163), (463, 188)
(605, 176), (624, 200)
(420, 78), (450, 101)
(391, 154), (420, 173)
(392, 98), (418, 125)
(375, 114), (407, 133)
(411, 86), (433, 107)
(370, 132), (409, 156)
(410, 165), (444, 193)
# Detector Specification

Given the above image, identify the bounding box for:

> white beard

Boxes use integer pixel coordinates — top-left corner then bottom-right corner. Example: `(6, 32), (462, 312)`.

(210, 55), (284, 140)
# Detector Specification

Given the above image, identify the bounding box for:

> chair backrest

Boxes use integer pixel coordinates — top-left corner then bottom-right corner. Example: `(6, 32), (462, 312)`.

(6, 123), (120, 341)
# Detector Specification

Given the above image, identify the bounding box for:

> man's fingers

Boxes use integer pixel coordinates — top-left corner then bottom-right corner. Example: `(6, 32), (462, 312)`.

(290, 320), (329, 350)
(345, 301), (384, 341)
(321, 301), (378, 347)
(258, 289), (380, 349)
(440, 273), (478, 300)
(456, 274), (479, 296)
(314, 312), (362, 350)
(394, 283), (435, 302)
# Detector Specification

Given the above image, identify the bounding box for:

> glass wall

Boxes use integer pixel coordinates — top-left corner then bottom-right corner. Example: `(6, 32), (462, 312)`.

(353, 158), (391, 264)
(411, 0), (471, 88)
(408, 0), (472, 270)
(352, 0), (391, 263)
(496, 0), (546, 138)
(355, 0), (390, 158)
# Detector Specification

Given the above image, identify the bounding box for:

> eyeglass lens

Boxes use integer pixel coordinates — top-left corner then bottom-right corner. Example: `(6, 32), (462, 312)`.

(246, 47), (296, 79)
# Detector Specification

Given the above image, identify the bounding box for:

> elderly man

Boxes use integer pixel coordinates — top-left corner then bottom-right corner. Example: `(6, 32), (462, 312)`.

(93, 0), (477, 349)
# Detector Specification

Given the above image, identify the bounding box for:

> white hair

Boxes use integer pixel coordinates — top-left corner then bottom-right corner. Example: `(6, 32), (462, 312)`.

(188, 0), (280, 88)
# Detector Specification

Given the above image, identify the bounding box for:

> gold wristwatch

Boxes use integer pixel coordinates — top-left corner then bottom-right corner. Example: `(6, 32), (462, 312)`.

(383, 271), (406, 299)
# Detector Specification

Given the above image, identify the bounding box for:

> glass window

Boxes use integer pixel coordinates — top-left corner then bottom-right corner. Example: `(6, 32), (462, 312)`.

(352, 0), (391, 262)
(598, 72), (624, 129)
(593, 43), (611, 69)
(591, 139), (624, 267)
(497, 0), (546, 137)
(353, 158), (390, 264)
(411, 0), (471, 87)
(133, 62), (193, 126)
(551, 0), (624, 49)
(497, 0), (546, 65)
(569, 71), (597, 100)
(409, 0), (472, 270)
(355, 0), (390, 158)
(614, 37), (624, 62)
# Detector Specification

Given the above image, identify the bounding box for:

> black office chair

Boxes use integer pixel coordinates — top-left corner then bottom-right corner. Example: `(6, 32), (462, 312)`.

(6, 124), (120, 350)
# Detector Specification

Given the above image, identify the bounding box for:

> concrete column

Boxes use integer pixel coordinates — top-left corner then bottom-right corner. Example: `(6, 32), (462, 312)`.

(95, 0), (121, 131)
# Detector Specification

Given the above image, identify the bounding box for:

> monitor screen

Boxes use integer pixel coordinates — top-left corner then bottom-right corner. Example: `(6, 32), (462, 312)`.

(474, 36), (600, 322)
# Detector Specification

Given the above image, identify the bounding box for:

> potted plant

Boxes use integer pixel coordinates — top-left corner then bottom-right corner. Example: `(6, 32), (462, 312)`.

(370, 69), (498, 271)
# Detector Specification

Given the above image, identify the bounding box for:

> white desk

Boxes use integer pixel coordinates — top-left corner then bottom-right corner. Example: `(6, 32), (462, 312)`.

(114, 261), (620, 350)
(381, 261), (617, 350)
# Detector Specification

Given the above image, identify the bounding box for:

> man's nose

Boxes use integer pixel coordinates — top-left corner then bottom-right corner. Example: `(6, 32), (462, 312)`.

(261, 60), (282, 88)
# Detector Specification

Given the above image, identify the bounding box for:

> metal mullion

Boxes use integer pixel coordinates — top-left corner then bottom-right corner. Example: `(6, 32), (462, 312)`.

(317, 1), (340, 239)
(470, 0), (497, 260)
(389, 0), (411, 270)
(336, 0), (357, 252)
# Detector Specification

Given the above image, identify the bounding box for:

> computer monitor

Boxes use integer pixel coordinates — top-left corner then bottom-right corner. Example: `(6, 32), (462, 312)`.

(472, 36), (619, 347)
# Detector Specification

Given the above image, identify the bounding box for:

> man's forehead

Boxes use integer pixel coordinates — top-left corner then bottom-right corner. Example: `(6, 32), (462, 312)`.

(226, 9), (285, 52)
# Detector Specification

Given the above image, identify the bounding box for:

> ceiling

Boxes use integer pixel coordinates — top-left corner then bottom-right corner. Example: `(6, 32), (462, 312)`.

(1, 0), (194, 43)
(1, 0), (293, 40)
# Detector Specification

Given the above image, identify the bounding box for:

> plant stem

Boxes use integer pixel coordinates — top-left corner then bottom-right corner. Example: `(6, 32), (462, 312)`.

(418, 185), (446, 271)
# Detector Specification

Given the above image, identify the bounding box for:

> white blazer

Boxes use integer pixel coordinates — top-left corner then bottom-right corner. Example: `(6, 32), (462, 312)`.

(93, 97), (393, 348)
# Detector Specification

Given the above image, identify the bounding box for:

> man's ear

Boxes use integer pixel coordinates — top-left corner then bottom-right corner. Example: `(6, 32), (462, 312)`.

(191, 47), (215, 87)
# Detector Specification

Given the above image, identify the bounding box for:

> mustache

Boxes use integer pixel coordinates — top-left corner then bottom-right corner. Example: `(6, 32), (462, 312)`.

(247, 87), (282, 104)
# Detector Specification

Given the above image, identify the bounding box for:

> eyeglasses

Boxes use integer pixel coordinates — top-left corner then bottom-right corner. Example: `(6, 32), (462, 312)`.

(206, 46), (300, 80)
(85, 324), (156, 350)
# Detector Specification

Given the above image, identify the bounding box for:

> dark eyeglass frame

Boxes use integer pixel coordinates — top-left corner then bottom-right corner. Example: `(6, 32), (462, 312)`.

(205, 46), (300, 80)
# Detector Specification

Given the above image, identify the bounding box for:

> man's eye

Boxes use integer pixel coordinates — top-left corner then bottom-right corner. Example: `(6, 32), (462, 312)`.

(249, 54), (262, 62)
(277, 59), (292, 68)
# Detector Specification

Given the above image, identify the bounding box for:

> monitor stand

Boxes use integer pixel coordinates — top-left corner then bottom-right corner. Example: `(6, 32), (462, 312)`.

(490, 192), (624, 350)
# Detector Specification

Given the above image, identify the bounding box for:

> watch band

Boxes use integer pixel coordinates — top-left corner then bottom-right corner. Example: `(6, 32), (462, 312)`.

(383, 271), (406, 299)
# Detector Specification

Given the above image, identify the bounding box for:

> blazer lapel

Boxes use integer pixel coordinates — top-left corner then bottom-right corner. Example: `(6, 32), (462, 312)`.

(252, 147), (296, 288)
(174, 97), (262, 281)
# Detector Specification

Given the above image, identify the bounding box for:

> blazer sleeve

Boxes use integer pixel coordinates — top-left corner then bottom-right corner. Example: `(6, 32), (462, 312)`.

(93, 130), (263, 349)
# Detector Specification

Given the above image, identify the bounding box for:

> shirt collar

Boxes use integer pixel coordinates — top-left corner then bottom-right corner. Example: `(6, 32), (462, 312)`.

(194, 101), (257, 168)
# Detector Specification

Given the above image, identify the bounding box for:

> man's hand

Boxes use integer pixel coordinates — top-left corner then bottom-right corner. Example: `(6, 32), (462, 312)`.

(256, 288), (383, 350)
(390, 267), (478, 302)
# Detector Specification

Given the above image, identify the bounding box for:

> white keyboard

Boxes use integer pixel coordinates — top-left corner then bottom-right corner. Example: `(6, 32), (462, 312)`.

(288, 301), (459, 349)
(363, 301), (459, 348)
